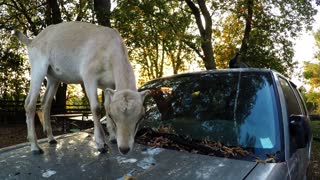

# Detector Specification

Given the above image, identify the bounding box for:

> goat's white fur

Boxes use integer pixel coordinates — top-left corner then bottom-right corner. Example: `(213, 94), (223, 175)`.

(15, 21), (149, 154)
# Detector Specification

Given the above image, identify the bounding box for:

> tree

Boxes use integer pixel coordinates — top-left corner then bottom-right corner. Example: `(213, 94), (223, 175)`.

(213, 0), (316, 76)
(184, 0), (216, 70)
(239, 0), (253, 57)
(93, 0), (111, 27)
(303, 29), (320, 90)
(114, 0), (195, 83)
(315, 29), (320, 61)
(0, 0), (45, 102)
(0, 37), (29, 101)
(0, 0), (318, 104)
(45, 0), (62, 25)
(303, 29), (320, 113)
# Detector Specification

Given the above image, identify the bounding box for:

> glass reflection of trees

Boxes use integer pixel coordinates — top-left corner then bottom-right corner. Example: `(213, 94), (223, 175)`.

(139, 71), (277, 150)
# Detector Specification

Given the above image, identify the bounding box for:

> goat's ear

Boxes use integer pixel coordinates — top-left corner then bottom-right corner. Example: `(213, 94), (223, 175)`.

(139, 90), (150, 102)
(105, 88), (115, 96)
(104, 88), (115, 108)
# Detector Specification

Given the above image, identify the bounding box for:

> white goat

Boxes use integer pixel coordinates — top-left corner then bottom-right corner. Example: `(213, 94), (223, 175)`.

(15, 21), (149, 155)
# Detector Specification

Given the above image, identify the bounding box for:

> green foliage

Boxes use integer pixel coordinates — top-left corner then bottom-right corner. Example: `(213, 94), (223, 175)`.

(66, 84), (89, 105)
(0, 0), (96, 103)
(113, 0), (196, 84)
(303, 62), (320, 87)
(314, 30), (320, 60)
(0, 0), (318, 104)
(303, 29), (320, 113)
(303, 30), (320, 89)
(214, 0), (316, 76)
(0, 33), (29, 101)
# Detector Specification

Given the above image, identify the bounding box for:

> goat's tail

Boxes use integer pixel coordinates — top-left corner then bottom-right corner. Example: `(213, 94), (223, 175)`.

(14, 30), (32, 45)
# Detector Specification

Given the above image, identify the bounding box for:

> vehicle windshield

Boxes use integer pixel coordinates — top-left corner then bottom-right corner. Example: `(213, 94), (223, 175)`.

(139, 71), (282, 161)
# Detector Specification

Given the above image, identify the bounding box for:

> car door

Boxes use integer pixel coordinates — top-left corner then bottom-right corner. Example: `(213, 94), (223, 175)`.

(278, 77), (308, 180)
(290, 82), (311, 178)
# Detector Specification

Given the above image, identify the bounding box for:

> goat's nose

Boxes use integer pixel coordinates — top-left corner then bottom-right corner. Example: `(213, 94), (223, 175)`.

(119, 147), (130, 155)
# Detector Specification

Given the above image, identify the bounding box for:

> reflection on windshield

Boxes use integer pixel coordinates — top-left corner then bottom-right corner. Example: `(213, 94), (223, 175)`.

(140, 71), (281, 159)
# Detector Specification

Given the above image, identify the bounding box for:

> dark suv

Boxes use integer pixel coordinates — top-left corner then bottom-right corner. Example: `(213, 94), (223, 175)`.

(0, 68), (312, 180)
(138, 68), (312, 179)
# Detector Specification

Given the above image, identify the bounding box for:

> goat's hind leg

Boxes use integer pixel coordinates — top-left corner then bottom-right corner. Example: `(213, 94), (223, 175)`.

(41, 77), (59, 144)
(25, 66), (47, 154)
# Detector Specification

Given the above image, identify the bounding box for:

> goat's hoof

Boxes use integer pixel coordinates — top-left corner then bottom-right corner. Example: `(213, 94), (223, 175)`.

(49, 139), (57, 144)
(110, 139), (117, 144)
(98, 148), (107, 153)
(32, 149), (44, 155)
(98, 144), (108, 153)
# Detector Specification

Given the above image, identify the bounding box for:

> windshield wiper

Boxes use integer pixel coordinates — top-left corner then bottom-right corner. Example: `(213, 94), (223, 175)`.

(135, 127), (254, 160)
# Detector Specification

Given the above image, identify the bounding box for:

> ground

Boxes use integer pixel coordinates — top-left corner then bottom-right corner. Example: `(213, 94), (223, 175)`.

(0, 123), (65, 148)
(0, 121), (320, 179)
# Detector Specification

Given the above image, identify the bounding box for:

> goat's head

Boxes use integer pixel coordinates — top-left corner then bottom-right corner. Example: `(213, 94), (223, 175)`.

(104, 88), (149, 154)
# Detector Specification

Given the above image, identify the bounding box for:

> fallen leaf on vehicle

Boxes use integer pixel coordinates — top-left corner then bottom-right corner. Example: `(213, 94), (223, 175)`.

(157, 125), (176, 134)
(255, 157), (276, 164)
(124, 175), (137, 180)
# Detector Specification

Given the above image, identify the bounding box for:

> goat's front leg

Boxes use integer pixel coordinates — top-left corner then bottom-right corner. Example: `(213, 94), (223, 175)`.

(84, 82), (108, 153)
(106, 116), (117, 144)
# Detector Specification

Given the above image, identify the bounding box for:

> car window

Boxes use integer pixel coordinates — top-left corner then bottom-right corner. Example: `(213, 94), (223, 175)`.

(278, 77), (303, 155)
(278, 78), (302, 116)
(140, 71), (281, 159)
(292, 85), (307, 116)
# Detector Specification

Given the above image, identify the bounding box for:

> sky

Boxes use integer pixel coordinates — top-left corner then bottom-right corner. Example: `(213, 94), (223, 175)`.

(292, 5), (320, 86)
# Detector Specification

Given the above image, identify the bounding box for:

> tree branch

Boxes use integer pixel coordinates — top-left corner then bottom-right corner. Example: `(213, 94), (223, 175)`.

(197, 0), (212, 38)
(183, 40), (204, 59)
(185, 0), (205, 36)
(10, 0), (39, 35)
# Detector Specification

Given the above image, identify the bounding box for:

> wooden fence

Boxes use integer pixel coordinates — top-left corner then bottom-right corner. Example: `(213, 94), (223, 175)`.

(0, 100), (91, 124)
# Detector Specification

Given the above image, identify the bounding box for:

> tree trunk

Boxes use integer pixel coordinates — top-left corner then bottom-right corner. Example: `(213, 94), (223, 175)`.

(239, 0), (253, 58)
(93, 0), (111, 27)
(54, 83), (67, 113)
(46, 0), (65, 113)
(185, 0), (216, 70)
(45, 0), (62, 25)
(93, 0), (112, 109)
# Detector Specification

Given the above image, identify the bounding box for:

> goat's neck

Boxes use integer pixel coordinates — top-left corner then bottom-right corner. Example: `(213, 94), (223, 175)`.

(113, 56), (137, 91)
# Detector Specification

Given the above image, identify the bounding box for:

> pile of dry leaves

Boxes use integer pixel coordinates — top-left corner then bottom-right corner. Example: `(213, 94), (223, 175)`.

(135, 125), (277, 163)
(136, 126), (249, 158)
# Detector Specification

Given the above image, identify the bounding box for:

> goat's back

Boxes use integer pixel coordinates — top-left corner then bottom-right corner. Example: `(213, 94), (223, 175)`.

(31, 22), (120, 51)
(26, 22), (132, 86)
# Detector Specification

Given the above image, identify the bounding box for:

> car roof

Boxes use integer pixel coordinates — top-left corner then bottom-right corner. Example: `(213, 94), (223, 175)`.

(141, 68), (283, 86)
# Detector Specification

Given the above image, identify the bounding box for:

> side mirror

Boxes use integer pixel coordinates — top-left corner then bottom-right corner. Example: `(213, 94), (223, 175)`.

(289, 115), (311, 149)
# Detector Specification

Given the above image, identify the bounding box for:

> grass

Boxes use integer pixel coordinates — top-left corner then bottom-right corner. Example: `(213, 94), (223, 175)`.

(310, 120), (320, 179)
